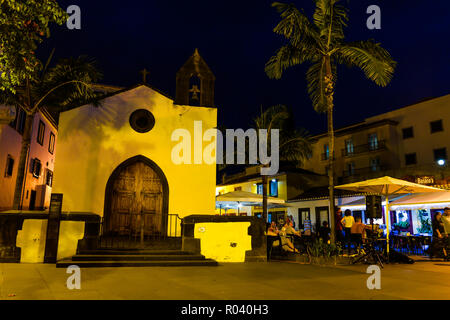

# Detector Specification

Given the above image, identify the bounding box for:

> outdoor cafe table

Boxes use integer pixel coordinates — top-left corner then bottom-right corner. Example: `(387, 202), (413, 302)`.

(391, 234), (431, 255)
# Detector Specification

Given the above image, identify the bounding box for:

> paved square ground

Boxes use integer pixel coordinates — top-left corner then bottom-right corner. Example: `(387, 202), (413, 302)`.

(1, 261), (449, 300)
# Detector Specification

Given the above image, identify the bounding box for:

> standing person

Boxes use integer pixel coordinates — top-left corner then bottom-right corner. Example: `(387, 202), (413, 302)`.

(442, 208), (450, 235)
(441, 208), (450, 252)
(351, 218), (367, 253)
(318, 221), (331, 244)
(431, 212), (447, 259)
(335, 207), (344, 243)
(341, 210), (355, 254)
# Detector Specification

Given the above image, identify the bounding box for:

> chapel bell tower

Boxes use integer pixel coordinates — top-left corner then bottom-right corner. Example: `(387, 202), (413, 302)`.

(175, 49), (215, 107)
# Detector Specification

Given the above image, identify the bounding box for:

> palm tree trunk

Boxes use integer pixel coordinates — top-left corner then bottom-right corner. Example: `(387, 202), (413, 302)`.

(12, 113), (34, 210)
(324, 56), (336, 243)
(327, 103), (336, 243)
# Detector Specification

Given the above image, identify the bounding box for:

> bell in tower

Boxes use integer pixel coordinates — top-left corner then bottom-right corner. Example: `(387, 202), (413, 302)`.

(175, 49), (215, 107)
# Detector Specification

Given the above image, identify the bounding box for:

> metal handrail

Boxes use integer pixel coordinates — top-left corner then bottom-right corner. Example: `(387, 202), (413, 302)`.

(341, 140), (386, 157)
(342, 166), (386, 177)
(97, 213), (182, 248)
(167, 213), (182, 237)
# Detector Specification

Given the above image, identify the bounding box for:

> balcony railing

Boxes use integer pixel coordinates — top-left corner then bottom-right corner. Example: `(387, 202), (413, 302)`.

(342, 166), (386, 178)
(341, 140), (386, 157)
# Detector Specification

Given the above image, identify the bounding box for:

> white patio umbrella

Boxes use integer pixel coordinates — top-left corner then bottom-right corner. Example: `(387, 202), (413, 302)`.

(216, 191), (285, 215)
(335, 176), (446, 255)
(389, 191), (450, 209)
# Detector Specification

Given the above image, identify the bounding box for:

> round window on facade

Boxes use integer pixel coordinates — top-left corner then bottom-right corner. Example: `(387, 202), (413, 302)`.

(129, 109), (155, 133)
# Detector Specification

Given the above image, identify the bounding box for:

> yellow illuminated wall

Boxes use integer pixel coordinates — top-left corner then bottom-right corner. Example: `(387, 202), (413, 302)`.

(194, 222), (252, 262)
(16, 220), (48, 263)
(16, 219), (85, 262)
(57, 221), (85, 261)
(53, 85), (218, 221)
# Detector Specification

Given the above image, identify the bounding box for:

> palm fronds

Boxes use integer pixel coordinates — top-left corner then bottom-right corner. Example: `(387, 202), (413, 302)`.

(254, 105), (312, 166)
(336, 40), (396, 87)
(313, 0), (348, 44)
(266, 1), (396, 107)
(272, 2), (322, 50)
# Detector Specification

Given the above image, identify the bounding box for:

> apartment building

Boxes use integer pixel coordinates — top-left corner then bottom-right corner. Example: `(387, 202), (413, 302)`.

(302, 94), (450, 186)
(0, 107), (57, 211)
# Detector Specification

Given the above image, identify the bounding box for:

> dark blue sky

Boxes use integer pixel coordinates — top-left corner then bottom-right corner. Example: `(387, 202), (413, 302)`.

(42, 0), (450, 134)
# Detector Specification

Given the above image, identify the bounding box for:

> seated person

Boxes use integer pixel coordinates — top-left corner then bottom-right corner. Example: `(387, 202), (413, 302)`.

(267, 221), (280, 248)
(267, 221), (279, 235)
(279, 220), (299, 253)
(318, 221), (331, 243)
(283, 220), (301, 237)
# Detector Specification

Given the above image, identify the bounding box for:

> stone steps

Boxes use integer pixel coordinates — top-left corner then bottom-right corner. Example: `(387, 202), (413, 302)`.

(56, 249), (218, 268)
(77, 249), (191, 256)
(72, 254), (207, 261)
(56, 259), (218, 268)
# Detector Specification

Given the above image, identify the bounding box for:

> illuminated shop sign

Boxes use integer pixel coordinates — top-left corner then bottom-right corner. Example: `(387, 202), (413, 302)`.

(415, 176), (435, 185)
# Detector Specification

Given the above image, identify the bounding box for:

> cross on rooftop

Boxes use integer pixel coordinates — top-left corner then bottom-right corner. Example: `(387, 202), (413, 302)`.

(140, 68), (150, 83)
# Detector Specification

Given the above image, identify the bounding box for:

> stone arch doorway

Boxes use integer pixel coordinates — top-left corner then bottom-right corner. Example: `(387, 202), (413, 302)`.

(103, 156), (169, 239)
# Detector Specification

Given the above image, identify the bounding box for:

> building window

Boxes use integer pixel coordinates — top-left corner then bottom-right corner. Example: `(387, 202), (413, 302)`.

(430, 120), (443, 134)
(323, 144), (329, 160)
(368, 133), (378, 150)
(256, 182), (277, 197)
(5, 155), (14, 177)
(345, 139), (354, 155)
(31, 158), (42, 178)
(347, 162), (355, 176)
(370, 158), (380, 171)
(256, 183), (263, 195)
(405, 153), (417, 166)
(48, 132), (55, 154)
(129, 109), (156, 133)
(402, 127), (414, 139)
(234, 186), (242, 191)
(46, 169), (53, 187)
(37, 120), (45, 145)
(270, 179), (278, 197)
(298, 208), (311, 229)
(434, 148), (448, 162)
(10, 107), (26, 134)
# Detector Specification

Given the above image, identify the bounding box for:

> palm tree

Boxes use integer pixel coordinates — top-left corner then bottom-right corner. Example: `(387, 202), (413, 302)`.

(1, 53), (102, 209)
(254, 105), (312, 221)
(265, 1), (396, 242)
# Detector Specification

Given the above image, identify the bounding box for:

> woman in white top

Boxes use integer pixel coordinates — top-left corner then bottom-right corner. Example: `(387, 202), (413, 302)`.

(341, 209), (355, 253)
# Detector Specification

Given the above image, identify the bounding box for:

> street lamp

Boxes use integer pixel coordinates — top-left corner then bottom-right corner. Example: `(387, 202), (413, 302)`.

(437, 159), (447, 180)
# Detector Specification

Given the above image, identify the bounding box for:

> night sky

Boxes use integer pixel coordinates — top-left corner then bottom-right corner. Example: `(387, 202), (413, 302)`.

(41, 0), (450, 135)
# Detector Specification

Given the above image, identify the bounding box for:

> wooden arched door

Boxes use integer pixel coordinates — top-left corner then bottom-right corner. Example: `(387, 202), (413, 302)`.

(104, 156), (168, 238)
